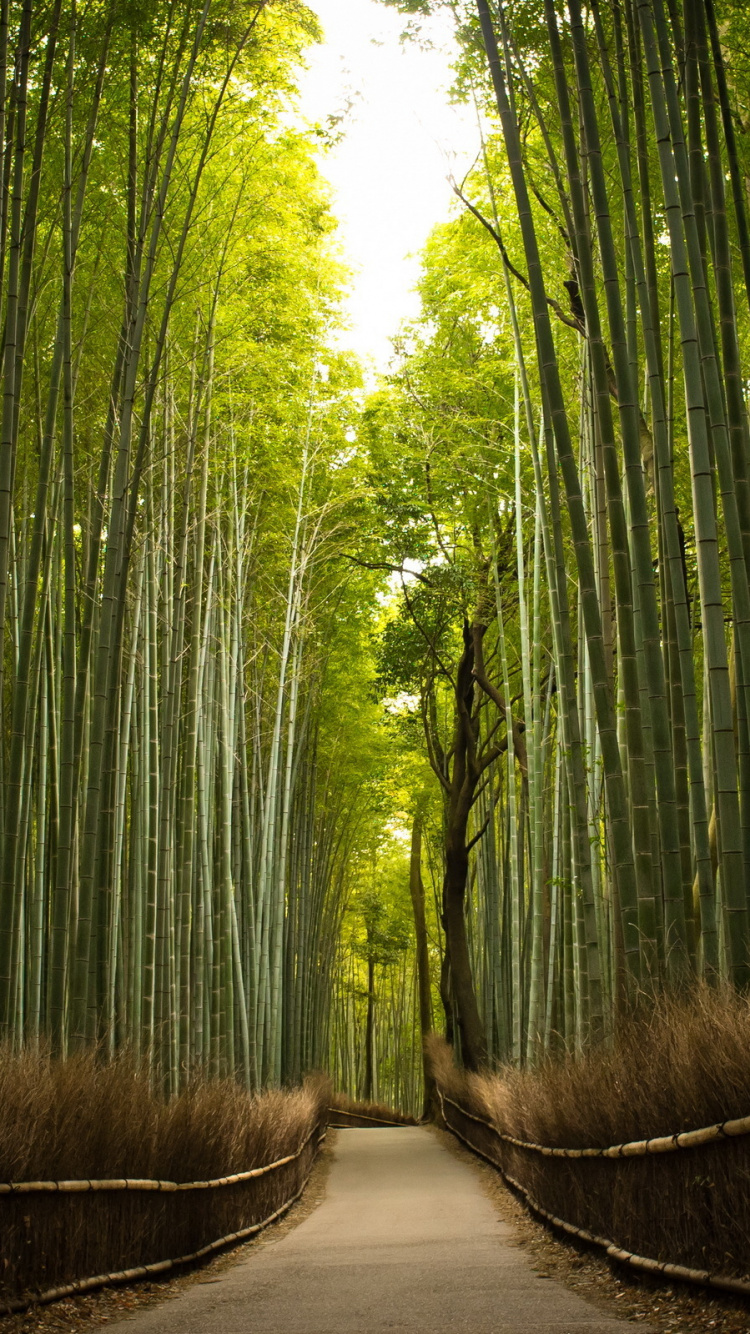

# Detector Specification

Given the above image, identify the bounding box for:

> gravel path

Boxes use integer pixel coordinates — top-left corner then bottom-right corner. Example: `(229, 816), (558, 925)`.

(105, 1126), (650, 1334)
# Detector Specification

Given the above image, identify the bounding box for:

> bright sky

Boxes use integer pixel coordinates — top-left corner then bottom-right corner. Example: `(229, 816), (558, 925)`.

(297, 0), (479, 375)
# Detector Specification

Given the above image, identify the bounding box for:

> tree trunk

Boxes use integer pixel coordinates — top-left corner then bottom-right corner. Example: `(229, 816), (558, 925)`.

(409, 814), (435, 1116)
(443, 831), (487, 1071)
(364, 948), (375, 1102)
(439, 944), (454, 1046)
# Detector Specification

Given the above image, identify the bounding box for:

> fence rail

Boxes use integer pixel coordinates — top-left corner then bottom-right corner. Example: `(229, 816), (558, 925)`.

(440, 1093), (750, 1159)
(0, 1125), (319, 1195)
(326, 1106), (414, 1127)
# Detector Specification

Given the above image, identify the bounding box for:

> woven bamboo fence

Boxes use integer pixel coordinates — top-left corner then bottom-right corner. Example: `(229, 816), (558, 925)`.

(438, 1089), (750, 1298)
(0, 1114), (327, 1314)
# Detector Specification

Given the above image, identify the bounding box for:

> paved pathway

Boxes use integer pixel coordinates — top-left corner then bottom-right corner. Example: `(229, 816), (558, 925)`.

(111, 1128), (648, 1334)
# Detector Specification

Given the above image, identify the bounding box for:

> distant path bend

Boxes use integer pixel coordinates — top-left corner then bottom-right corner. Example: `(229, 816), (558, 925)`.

(111, 1127), (648, 1333)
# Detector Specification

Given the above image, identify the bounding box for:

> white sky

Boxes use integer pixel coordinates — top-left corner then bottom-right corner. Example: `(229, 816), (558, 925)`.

(297, 0), (480, 375)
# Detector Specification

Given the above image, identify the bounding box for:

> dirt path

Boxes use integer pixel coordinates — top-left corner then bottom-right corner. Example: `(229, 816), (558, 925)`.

(103, 1127), (649, 1334)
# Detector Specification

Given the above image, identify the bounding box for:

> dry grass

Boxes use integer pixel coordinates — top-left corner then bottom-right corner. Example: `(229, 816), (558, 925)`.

(0, 1048), (329, 1183)
(428, 986), (750, 1283)
(328, 1092), (418, 1126)
(0, 1048), (330, 1306)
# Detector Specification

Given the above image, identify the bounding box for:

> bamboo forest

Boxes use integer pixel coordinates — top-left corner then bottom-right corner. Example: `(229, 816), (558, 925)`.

(6, 0), (750, 1324)
(0, 0), (749, 1093)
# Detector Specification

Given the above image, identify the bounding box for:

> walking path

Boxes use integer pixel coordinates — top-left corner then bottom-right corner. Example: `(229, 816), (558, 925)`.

(111, 1128), (648, 1333)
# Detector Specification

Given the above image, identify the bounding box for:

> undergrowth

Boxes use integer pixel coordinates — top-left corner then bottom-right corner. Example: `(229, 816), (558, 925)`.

(430, 985), (750, 1148)
(0, 1049), (330, 1305)
(328, 1091), (418, 1125)
(0, 1046), (329, 1183)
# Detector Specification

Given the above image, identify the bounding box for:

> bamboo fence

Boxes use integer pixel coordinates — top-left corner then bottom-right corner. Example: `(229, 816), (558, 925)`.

(0, 1122), (327, 1312)
(438, 1088), (750, 1297)
(439, 1093), (750, 1159)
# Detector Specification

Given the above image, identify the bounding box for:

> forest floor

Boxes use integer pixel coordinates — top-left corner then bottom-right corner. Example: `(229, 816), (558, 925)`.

(1, 1126), (747, 1333)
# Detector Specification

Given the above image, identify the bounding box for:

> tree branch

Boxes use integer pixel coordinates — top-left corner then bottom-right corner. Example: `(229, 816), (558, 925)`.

(341, 553), (433, 586)
(471, 623), (528, 778)
(449, 178), (584, 336)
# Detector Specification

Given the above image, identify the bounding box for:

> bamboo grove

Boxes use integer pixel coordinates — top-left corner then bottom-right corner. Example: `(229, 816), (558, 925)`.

(0, 0), (387, 1090)
(2, 0), (750, 1113)
(353, 0), (750, 1082)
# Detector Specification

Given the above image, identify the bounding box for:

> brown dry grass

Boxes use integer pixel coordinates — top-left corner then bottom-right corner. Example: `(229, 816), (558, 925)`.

(0, 1049), (330, 1306)
(0, 1047), (329, 1183)
(428, 986), (750, 1146)
(328, 1092), (418, 1126)
(428, 987), (750, 1283)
